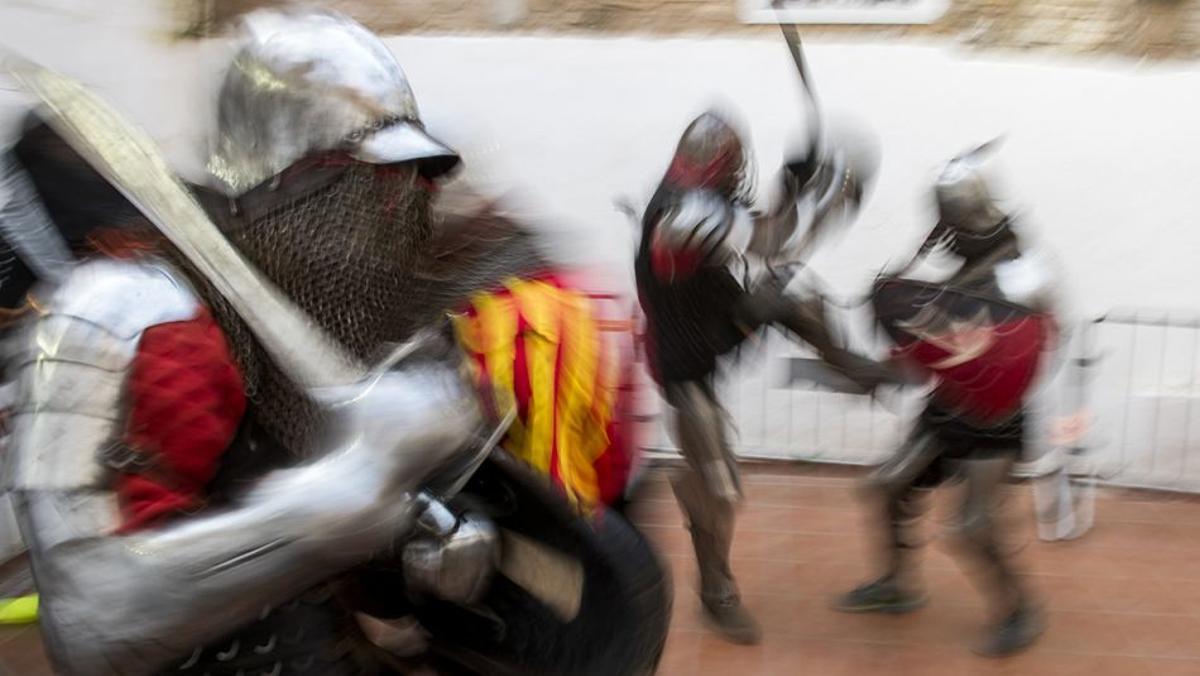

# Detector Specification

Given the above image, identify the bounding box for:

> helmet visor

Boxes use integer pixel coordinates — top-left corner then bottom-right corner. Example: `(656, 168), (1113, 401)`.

(353, 120), (461, 179)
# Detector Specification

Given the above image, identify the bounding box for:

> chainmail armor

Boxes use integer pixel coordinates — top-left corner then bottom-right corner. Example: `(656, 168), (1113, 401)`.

(172, 159), (431, 457)
(142, 161), (549, 674)
(174, 159), (545, 458)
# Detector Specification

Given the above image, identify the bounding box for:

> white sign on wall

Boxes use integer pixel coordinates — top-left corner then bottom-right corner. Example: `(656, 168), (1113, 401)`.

(739, 0), (950, 25)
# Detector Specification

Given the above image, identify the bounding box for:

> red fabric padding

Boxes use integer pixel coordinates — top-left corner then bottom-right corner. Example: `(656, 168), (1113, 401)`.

(592, 357), (637, 505)
(903, 316), (1048, 424)
(115, 310), (246, 533)
(664, 145), (740, 191)
(649, 231), (702, 282)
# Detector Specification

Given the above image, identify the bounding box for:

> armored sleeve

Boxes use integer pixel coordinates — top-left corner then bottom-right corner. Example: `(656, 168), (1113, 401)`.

(3, 258), (455, 674)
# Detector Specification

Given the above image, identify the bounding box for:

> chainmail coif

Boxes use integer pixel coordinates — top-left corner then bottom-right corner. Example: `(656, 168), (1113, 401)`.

(177, 160), (546, 459)
(177, 160), (432, 457)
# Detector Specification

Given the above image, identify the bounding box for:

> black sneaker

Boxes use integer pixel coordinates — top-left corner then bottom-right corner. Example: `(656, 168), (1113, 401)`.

(974, 605), (1045, 657)
(834, 577), (928, 614)
(702, 595), (762, 645)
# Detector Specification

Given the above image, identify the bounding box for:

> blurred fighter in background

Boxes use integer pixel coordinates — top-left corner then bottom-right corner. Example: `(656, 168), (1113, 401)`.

(837, 149), (1061, 657)
(635, 110), (900, 644)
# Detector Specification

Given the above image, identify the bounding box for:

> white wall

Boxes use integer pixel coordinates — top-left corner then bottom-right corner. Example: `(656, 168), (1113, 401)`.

(385, 36), (1200, 320)
(4, 5), (1200, 492)
(0, 0), (228, 175)
(6, 15), (1199, 312)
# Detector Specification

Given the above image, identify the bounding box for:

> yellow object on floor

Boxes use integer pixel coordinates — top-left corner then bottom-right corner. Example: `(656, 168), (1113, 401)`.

(0, 594), (38, 624)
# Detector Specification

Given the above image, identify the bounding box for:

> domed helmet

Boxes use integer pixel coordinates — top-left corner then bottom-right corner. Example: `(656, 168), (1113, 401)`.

(208, 8), (459, 195)
(934, 146), (1006, 235)
(191, 9), (463, 456)
(663, 111), (754, 203)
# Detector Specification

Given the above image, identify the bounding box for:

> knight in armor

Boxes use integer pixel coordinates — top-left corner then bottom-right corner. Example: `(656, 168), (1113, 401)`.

(4, 10), (487, 674)
(835, 153), (1057, 656)
(635, 110), (898, 644)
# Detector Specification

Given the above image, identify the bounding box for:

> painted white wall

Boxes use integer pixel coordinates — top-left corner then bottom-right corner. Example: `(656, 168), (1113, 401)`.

(0, 0), (236, 177)
(5, 14), (1198, 311)
(388, 36), (1200, 318)
(3, 4), (1200, 498)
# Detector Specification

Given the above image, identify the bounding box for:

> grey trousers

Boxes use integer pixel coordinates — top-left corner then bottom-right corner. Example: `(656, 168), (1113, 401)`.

(868, 431), (1028, 613)
(663, 290), (893, 605)
(665, 380), (742, 604)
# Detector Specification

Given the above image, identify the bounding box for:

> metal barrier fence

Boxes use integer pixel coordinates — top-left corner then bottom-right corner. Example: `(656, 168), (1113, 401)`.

(1079, 312), (1200, 492)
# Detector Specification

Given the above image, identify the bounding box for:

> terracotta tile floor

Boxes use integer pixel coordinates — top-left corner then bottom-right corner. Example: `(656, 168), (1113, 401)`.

(3, 462), (1200, 675)
(630, 463), (1200, 676)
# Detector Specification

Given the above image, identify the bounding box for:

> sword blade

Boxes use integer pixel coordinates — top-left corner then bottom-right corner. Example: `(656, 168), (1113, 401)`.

(771, 0), (821, 132)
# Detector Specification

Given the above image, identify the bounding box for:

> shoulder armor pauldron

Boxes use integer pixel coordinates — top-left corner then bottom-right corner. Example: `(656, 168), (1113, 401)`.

(5, 258), (202, 490)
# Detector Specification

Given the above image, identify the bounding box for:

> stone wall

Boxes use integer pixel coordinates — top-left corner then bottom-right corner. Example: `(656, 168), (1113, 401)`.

(183, 0), (1200, 59)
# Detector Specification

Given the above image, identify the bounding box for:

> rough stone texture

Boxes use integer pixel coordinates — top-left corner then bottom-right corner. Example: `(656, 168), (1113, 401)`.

(185, 0), (1200, 59)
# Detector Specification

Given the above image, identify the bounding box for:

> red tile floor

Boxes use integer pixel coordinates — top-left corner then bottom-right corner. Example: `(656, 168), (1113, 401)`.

(632, 463), (1200, 676)
(3, 462), (1200, 675)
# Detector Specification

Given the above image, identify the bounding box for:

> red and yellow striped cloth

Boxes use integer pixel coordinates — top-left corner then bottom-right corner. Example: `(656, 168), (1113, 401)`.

(452, 274), (634, 508)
